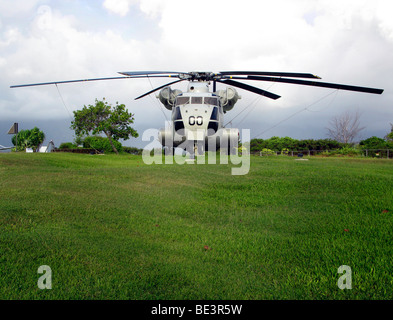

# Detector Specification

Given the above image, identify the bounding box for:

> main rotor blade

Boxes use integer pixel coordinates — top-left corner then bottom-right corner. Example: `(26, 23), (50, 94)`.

(119, 71), (187, 77)
(246, 76), (384, 95)
(10, 74), (185, 89)
(10, 76), (133, 88)
(219, 71), (321, 79)
(134, 79), (185, 100)
(218, 79), (281, 100)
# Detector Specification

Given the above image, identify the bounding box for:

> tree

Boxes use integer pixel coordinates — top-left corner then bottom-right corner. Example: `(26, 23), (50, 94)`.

(359, 136), (389, 149)
(385, 123), (393, 143)
(326, 110), (365, 144)
(71, 98), (138, 154)
(12, 127), (45, 151)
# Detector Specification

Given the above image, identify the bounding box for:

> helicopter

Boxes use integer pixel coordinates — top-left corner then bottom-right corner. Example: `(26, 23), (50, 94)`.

(0, 145), (13, 151)
(10, 71), (384, 156)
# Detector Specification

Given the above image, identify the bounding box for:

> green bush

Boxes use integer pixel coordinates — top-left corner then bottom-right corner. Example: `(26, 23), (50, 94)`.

(281, 148), (290, 155)
(82, 136), (123, 153)
(318, 146), (361, 157)
(334, 146), (362, 157)
(122, 146), (143, 155)
(359, 136), (389, 149)
(59, 142), (77, 149)
(11, 127), (45, 151)
(250, 137), (343, 152)
(260, 148), (275, 156)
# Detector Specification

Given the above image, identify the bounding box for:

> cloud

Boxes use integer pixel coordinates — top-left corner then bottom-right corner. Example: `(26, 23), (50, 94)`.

(1, 0), (392, 148)
(0, 0), (43, 18)
(103, 0), (135, 16)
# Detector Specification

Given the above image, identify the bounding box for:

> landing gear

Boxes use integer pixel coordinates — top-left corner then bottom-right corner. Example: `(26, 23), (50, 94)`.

(188, 141), (204, 160)
(220, 147), (237, 156)
(196, 141), (204, 156)
(170, 147), (175, 156)
(164, 146), (175, 156)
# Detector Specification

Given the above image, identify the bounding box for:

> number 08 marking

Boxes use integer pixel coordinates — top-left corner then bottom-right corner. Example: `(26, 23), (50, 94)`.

(189, 116), (203, 125)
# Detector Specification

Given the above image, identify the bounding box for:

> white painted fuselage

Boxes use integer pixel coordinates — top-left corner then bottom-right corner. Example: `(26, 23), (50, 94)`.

(158, 82), (239, 154)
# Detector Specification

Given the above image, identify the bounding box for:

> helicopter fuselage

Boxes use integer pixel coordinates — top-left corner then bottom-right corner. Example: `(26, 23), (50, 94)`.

(158, 81), (239, 154)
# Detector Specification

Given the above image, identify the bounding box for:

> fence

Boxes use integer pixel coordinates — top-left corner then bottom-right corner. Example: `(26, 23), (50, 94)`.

(258, 150), (328, 157)
(362, 149), (393, 159)
(256, 149), (393, 159)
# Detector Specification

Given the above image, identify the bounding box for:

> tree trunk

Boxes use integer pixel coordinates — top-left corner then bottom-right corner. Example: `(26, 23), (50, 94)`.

(105, 132), (119, 155)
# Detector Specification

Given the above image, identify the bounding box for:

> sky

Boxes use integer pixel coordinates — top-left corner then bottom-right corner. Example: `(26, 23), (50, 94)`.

(1, 0), (392, 150)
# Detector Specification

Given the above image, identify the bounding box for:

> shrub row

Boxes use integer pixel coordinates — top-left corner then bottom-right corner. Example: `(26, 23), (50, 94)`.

(250, 136), (393, 153)
(59, 136), (143, 154)
(250, 137), (343, 152)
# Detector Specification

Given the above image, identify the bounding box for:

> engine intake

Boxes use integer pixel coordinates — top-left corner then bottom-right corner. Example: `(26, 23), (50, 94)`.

(157, 87), (182, 110)
(215, 87), (241, 112)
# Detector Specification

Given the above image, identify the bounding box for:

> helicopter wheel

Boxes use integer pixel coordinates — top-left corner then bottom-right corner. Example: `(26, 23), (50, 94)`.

(196, 142), (204, 156)
(187, 142), (196, 159)
(163, 146), (174, 156)
(221, 147), (236, 156)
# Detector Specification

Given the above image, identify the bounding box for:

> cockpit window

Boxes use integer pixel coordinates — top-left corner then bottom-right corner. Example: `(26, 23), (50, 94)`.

(176, 97), (189, 105)
(174, 107), (182, 120)
(204, 97), (218, 106)
(191, 97), (203, 104)
(176, 96), (218, 106)
(210, 107), (218, 120)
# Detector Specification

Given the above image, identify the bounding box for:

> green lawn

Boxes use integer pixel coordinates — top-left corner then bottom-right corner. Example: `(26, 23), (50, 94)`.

(1, 152), (392, 299)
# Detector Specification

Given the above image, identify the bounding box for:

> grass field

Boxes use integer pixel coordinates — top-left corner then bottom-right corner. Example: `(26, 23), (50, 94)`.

(1, 152), (393, 300)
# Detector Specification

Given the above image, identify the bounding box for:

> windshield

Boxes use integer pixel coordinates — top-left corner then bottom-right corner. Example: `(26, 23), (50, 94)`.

(176, 97), (189, 105)
(176, 96), (219, 106)
(204, 97), (218, 106)
(191, 97), (203, 104)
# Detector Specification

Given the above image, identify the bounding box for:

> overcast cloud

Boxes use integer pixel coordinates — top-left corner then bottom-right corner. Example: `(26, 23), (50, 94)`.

(1, 0), (392, 149)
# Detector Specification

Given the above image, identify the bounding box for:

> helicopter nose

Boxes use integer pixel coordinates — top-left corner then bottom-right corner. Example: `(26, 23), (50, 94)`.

(186, 129), (205, 141)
